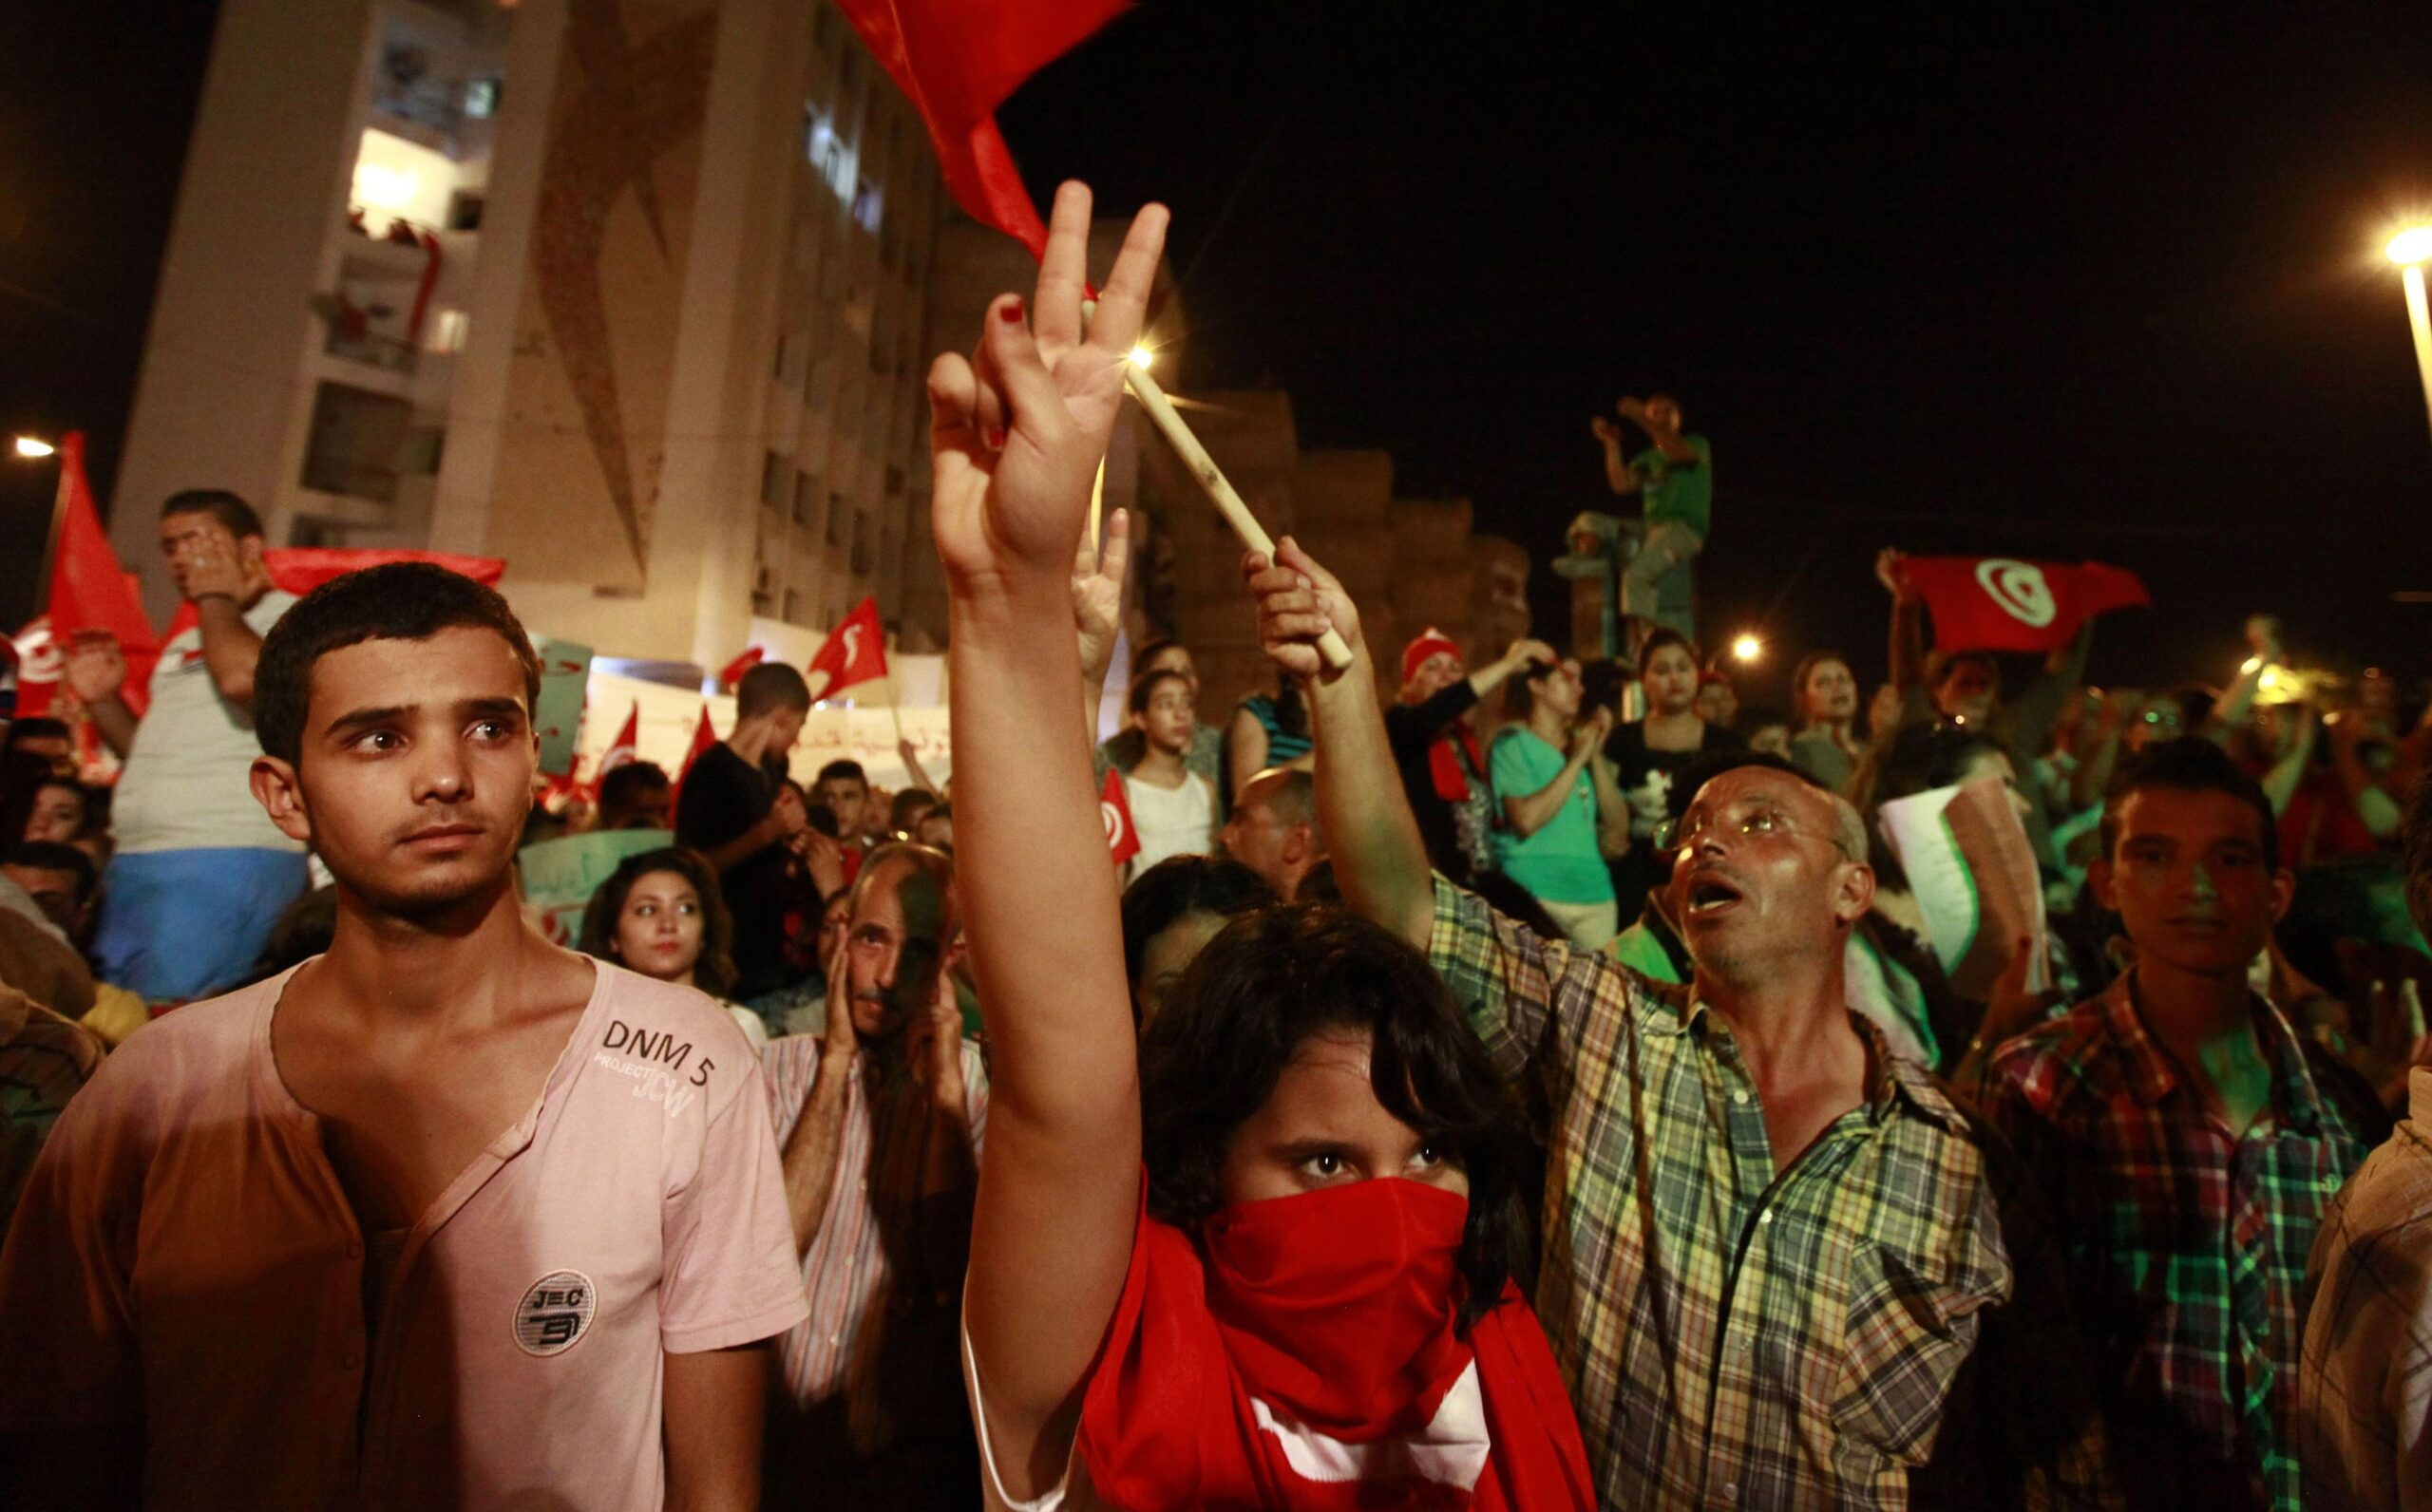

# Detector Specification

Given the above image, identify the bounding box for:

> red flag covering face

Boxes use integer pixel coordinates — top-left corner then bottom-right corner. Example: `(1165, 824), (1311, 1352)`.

(14, 434), (161, 718)
(159, 548), (509, 644)
(1898, 556), (2150, 654)
(805, 595), (888, 701)
(834, 0), (1129, 258)
(1100, 765), (1139, 866)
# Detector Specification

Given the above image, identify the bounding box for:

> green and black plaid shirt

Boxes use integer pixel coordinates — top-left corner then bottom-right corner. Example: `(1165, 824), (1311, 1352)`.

(1428, 876), (2116, 1509)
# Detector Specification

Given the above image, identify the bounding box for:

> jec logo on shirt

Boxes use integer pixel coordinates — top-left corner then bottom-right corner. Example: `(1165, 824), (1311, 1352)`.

(513, 1270), (598, 1356)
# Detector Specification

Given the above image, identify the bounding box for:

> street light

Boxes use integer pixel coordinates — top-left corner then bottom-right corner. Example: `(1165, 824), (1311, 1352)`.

(2384, 224), (2432, 454)
(1730, 633), (1763, 663)
(12, 436), (54, 459)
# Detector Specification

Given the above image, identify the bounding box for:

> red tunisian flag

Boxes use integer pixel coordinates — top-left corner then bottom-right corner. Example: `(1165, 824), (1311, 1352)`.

(1898, 556), (2150, 654)
(1100, 765), (1139, 866)
(805, 595), (887, 701)
(672, 704), (718, 810)
(597, 704), (640, 779)
(12, 433), (162, 718)
(716, 646), (766, 691)
(836, 0), (1130, 259)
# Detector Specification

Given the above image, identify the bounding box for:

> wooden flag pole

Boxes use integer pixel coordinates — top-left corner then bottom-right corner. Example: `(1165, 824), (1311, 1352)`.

(1121, 366), (1355, 673)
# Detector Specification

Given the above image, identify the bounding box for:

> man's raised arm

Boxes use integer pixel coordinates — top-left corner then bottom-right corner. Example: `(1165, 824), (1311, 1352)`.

(1244, 539), (1432, 949)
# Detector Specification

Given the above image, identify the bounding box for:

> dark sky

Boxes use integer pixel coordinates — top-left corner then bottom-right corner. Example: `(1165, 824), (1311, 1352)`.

(7, 2), (2428, 712)
(1005, 1), (2432, 710)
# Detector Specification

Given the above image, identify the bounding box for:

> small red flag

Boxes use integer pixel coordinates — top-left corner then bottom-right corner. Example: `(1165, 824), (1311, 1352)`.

(598, 703), (640, 779)
(13, 433), (161, 718)
(1897, 556), (2150, 654)
(835, 0), (1129, 259)
(806, 595), (888, 701)
(1100, 765), (1139, 866)
(717, 646), (766, 690)
(671, 704), (718, 814)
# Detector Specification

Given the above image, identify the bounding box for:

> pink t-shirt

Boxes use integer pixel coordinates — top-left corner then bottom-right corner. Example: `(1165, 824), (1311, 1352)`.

(0, 959), (808, 1511)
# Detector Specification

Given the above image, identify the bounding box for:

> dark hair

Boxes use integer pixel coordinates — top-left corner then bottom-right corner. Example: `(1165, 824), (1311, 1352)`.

(2, 717), (71, 754)
(814, 759), (867, 789)
(736, 661), (811, 718)
(1505, 658), (1563, 721)
(2404, 771), (2432, 942)
(1130, 636), (1188, 681)
(1791, 651), (1852, 721)
(2100, 736), (2280, 874)
(1139, 905), (1534, 1333)
(889, 786), (939, 834)
(1638, 629), (1698, 679)
(1120, 854), (1276, 1006)
(1129, 667), (1190, 717)
(253, 563), (542, 765)
(1267, 673), (1309, 741)
(161, 488), (264, 539)
(1, 764), (93, 844)
(1, 839), (95, 907)
(577, 847), (737, 996)
(1932, 650), (2001, 693)
(1849, 721), (2008, 888)
(596, 761), (671, 822)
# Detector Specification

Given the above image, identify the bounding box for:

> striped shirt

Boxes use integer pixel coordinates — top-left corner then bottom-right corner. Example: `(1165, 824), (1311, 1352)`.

(762, 1032), (988, 1452)
(1981, 973), (2369, 1511)
(1426, 875), (2117, 1508)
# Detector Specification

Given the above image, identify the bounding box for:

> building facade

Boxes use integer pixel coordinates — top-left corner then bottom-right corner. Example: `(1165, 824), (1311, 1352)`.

(112, 0), (951, 673)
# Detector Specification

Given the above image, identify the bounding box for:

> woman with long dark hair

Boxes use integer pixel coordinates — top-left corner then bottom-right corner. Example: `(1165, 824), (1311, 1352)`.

(931, 185), (1590, 1510)
(575, 846), (766, 1050)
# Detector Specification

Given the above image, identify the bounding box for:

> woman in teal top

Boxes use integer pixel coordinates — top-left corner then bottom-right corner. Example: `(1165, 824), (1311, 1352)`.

(1487, 655), (1625, 949)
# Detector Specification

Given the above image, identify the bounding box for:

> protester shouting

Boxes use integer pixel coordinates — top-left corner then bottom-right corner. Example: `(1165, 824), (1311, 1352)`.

(64, 490), (308, 1000)
(936, 181), (1593, 1510)
(1246, 537), (2118, 1507)
(0, 564), (805, 1507)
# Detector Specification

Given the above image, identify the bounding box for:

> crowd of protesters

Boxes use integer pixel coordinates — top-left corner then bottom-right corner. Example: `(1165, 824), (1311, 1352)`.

(0, 181), (2429, 1510)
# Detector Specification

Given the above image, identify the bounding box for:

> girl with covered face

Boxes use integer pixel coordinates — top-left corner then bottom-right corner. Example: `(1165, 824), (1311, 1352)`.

(932, 185), (1591, 1510)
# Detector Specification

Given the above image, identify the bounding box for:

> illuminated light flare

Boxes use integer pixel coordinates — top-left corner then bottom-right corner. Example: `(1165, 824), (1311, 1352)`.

(12, 436), (56, 459)
(2386, 226), (2432, 267)
(1730, 633), (1764, 663)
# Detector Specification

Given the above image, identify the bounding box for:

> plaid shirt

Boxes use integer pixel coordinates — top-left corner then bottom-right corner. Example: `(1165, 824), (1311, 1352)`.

(1980, 972), (2369, 1511)
(2301, 1067), (2432, 1509)
(1429, 877), (2115, 1509)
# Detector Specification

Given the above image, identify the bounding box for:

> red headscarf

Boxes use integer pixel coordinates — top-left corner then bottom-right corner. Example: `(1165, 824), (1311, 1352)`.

(1401, 630), (1485, 804)
(1076, 1177), (1593, 1509)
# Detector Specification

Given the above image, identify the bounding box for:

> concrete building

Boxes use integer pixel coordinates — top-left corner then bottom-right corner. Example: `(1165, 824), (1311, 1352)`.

(112, 0), (953, 673)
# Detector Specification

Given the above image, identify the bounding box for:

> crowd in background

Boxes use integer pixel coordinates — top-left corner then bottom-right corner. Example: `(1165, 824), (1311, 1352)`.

(1, 184), (2430, 1510)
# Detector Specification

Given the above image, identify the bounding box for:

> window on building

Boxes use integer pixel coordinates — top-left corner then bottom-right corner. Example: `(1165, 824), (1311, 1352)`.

(884, 463), (905, 496)
(784, 588), (804, 624)
(850, 507), (873, 576)
(826, 492), (847, 546)
(792, 469), (818, 528)
(300, 382), (412, 503)
(761, 450), (788, 506)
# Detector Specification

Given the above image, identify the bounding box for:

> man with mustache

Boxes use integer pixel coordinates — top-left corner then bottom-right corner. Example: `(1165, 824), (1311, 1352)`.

(1247, 539), (2115, 1508)
(0, 565), (806, 1507)
(760, 841), (985, 1508)
(1981, 737), (2372, 1509)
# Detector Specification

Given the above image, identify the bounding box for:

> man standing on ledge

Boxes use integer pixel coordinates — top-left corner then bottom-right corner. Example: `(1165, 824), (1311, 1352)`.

(1591, 393), (1710, 644)
(64, 489), (307, 999)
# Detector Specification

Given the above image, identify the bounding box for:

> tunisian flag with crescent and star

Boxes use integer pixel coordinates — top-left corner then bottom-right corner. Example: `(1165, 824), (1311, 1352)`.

(1898, 556), (2150, 654)
(1100, 765), (1139, 866)
(835, 0), (1130, 258)
(597, 704), (640, 779)
(11, 432), (161, 718)
(806, 595), (888, 701)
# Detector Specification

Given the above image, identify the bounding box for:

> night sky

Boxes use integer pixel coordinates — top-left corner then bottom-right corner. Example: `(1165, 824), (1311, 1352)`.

(8, 2), (2428, 713)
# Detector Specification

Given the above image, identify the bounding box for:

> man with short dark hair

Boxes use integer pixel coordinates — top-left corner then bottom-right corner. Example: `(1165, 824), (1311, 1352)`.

(678, 663), (813, 1002)
(63, 489), (306, 998)
(762, 841), (985, 1508)
(0, 718), (71, 766)
(0, 563), (806, 1507)
(1220, 765), (1324, 901)
(0, 841), (96, 942)
(814, 759), (875, 852)
(2301, 772), (2432, 1509)
(596, 760), (673, 832)
(1984, 737), (2370, 1509)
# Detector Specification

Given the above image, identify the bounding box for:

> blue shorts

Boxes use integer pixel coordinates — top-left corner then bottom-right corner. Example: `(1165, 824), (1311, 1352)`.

(95, 848), (312, 1002)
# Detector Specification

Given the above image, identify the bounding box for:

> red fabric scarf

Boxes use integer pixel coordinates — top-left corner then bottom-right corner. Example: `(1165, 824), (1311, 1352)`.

(1427, 727), (1483, 804)
(1077, 1178), (1592, 1510)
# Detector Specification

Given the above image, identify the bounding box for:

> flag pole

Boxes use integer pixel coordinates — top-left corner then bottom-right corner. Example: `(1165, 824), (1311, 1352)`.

(1122, 368), (1354, 671)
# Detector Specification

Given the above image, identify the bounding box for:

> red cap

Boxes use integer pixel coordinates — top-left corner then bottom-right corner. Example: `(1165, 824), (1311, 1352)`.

(1400, 628), (1463, 687)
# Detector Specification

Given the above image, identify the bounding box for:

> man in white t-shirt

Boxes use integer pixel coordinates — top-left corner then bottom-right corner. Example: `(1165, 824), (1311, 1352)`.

(0, 562), (807, 1508)
(64, 489), (308, 998)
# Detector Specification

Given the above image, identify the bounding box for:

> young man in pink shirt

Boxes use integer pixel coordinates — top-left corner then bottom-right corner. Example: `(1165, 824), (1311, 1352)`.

(0, 564), (807, 1509)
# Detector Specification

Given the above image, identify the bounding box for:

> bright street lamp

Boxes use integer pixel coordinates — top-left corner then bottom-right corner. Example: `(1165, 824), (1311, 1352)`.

(2384, 224), (2432, 455)
(1730, 633), (1764, 664)
(12, 436), (55, 459)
